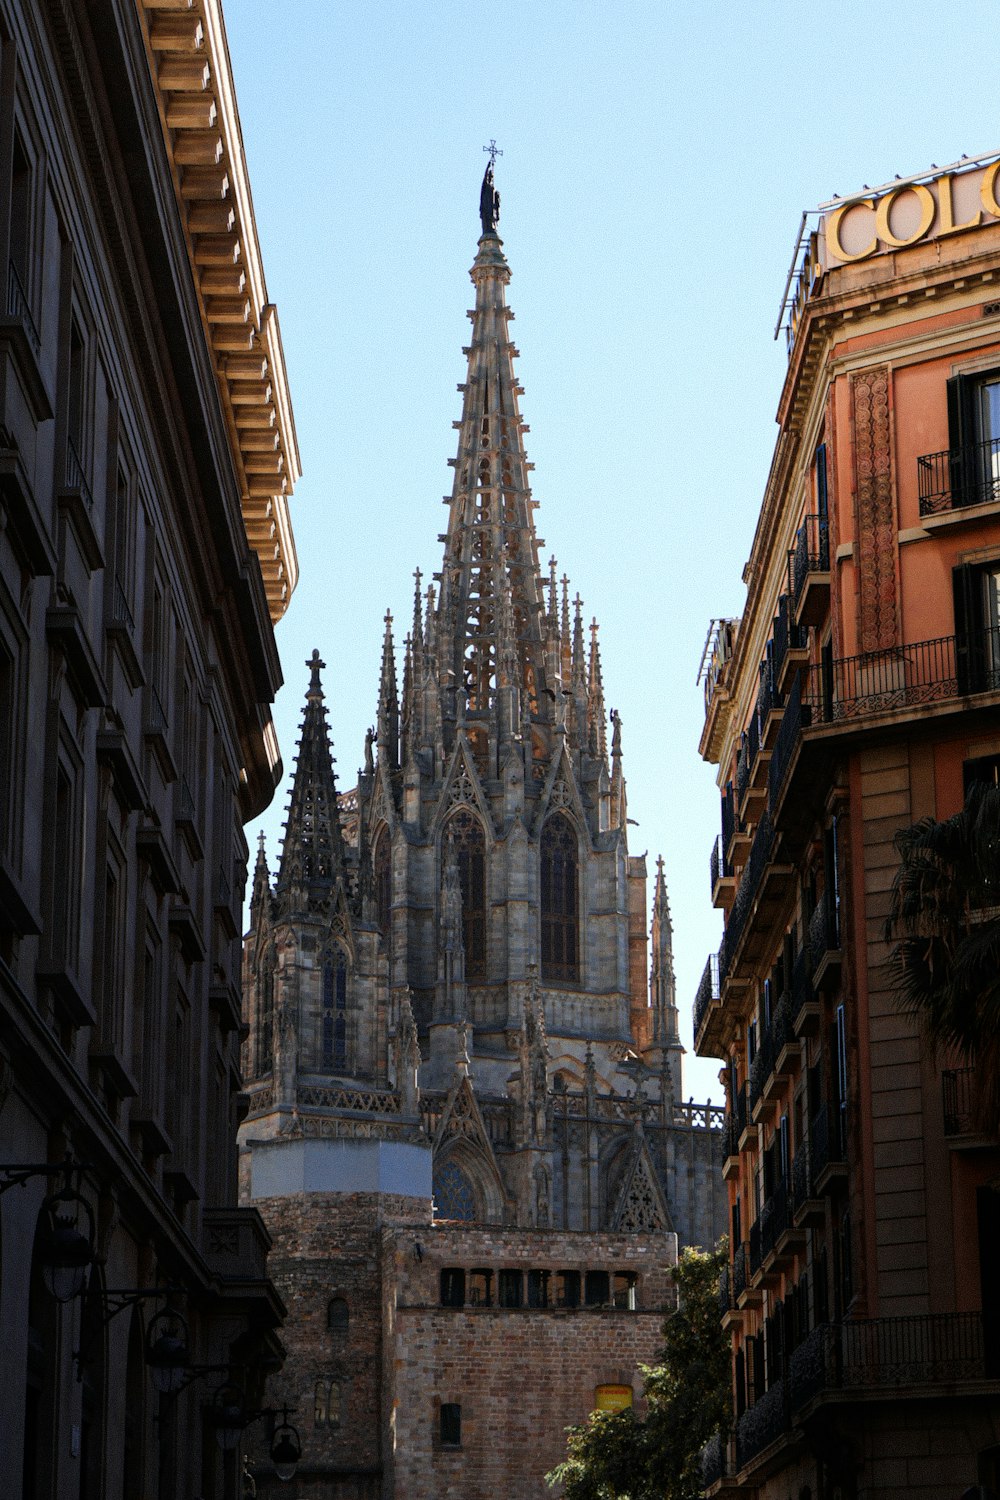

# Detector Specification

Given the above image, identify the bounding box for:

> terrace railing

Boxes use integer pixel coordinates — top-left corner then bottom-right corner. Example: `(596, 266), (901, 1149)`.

(693, 951), (721, 1041)
(918, 437), (1000, 515)
(810, 1101), (846, 1181)
(7, 258), (40, 354)
(790, 514), (829, 608)
(808, 893), (840, 973)
(942, 1066), (979, 1137)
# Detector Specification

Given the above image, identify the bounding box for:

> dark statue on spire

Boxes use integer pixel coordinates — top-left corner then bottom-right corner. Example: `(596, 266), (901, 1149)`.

(480, 162), (500, 235)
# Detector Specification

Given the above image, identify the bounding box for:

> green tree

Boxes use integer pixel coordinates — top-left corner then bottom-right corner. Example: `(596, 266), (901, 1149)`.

(545, 1241), (730, 1500)
(885, 779), (1000, 1132)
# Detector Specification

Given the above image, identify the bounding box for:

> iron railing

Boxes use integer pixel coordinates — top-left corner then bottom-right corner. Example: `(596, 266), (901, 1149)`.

(718, 1264), (732, 1318)
(791, 1145), (812, 1215)
(942, 1066), (978, 1137)
(768, 673), (809, 813)
(65, 437), (95, 513)
(772, 592), (805, 681)
(749, 1026), (775, 1113)
(760, 1180), (790, 1261)
(733, 1241), (748, 1301)
(810, 1101), (846, 1181)
(710, 833), (732, 894)
(724, 808), (775, 968)
(918, 436), (1000, 515)
(700, 1431), (736, 1485)
(144, 685), (168, 737)
(749, 1218), (762, 1279)
(721, 781), (739, 860)
(756, 656), (781, 729)
(806, 634), (963, 721)
(7, 258), (40, 353)
(723, 1108), (740, 1162)
(808, 893), (840, 973)
(693, 951), (721, 1041)
(736, 1377), (786, 1468)
(790, 945), (814, 1029)
(736, 731), (751, 807)
(790, 514), (829, 608)
(790, 1314), (995, 1414)
(111, 577), (135, 633)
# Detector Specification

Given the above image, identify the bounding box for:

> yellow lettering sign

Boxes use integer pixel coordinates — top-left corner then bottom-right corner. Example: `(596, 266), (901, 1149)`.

(937, 173), (981, 237)
(874, 184), (935, 249)
(825, 201), (877, 264)
(981, 160), (1000, 220)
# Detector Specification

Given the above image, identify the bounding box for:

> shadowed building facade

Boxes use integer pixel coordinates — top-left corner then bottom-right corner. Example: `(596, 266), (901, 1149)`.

(240, 171), (725, 1498)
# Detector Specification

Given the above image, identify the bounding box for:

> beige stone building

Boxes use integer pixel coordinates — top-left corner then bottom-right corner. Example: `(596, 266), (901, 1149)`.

(0, 1), (297, 1496)
(239, 169), (725, 1497)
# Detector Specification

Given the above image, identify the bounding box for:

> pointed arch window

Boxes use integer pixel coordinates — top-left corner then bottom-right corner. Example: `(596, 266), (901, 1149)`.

(322, 949), (348, 1071)
(446, 809), (486, 981)
(374, 828), (391, 939)
(433, 1159), (477, 1222)
(541, 814), (579, 983)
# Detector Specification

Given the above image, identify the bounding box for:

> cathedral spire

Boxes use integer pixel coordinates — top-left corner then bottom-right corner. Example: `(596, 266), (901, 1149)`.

(435, 166), (549, 746)
(276, 650), (346, 912)
(650, 856), (680, 1049)
(377, 611), (399, 769)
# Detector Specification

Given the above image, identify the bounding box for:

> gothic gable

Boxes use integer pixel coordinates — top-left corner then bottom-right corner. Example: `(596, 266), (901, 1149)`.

(433, 735), (494, 837)
(432, 1073), (507, 1223)
(532, 740), (591, 844)
(608, 1135), (673, 1233)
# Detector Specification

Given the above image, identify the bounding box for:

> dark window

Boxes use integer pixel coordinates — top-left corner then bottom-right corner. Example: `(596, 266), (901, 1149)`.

(527, 1270), (548, 1308)
(553, 1270), (580, 1308)
(327, 1297), (349, 1335)
(498, 1269), (522, 1308)
(585, 1270), (610, 1307)
(446, 809), (486, 980)
(440, 1269), (465, 1308)
(439, 1403), (461, 1447)
(953, 561), (1000, 694)
(541, 814), (578, 983)
(322, 951), (348, 1071)
(374, 829), (391, 936)
(965, 753), (1000, 796)
(814, 443), (829, 518)
(947, 368), (1000, 508)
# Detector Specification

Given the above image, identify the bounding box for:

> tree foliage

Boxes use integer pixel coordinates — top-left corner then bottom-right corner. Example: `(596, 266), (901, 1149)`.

(545, 1241), (730, 1500)
(885, 779), (1000, 1132)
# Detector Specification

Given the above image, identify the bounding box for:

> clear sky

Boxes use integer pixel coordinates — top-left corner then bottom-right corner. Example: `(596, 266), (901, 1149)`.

(228, 1), (1000, 1102)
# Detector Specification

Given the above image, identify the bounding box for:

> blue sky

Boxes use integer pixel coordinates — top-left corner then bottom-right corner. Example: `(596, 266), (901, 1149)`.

(228, 1), (1000, 1100)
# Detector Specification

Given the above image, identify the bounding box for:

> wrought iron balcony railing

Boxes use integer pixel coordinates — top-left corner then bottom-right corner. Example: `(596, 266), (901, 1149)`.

(918, 436), (1000, 516)
(65, 437), (95, 513)
(806, 634), (964, 721)
(791, 1144), (811, 1215)
(721, 781), (738, 859)
(710, 833), (733, 895)
(772, 592), (805, 683)
(693, 951), (721, 1041)
(808, 893), (840, 973)
(790, 513), (829, 607)
(756, 656), (781, 730)
(724, 807), (775, 969)
(111, 577), (135, 634)
(768, 673), (810, 813)
(810, 1100), (846, 1182)
(790, 945), (814, 1027)
(718, 1263), (732, 1318)
(942, 1066), (979, 1137)
(733, 1241), (748, 1301)
(736, 1377), (786, 1468)
(7, 258), (40, 354)
(749, 1218), (762, 1279)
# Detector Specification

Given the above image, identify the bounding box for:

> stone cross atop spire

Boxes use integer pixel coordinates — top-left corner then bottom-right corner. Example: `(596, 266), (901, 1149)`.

(276, 651), (346, 913)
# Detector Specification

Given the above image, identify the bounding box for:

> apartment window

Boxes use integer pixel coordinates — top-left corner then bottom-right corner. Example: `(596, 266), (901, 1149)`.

(947, 368), (1000, 506)
(834, 1003), (848, 1155)
(540, 814), (578, 983)
(553, 1270), (580, 1308)
(497, 1269), (522, 1308)
(439, 1403), (461, 1447)
(445, 809), (486, 980)
(585, 1270), (610, 1307)
(814, 443), (829, 518)
(440, 1269), (465, 1308)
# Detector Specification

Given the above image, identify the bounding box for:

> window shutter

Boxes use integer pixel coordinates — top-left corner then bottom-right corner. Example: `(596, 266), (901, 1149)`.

(953, 562), (980, 694)
(947, 375), (971, 505)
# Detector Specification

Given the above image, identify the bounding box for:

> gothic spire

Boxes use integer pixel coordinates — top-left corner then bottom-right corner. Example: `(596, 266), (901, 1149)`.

(588, 618), (607, 761)
(650, 856), (680, 1049)
(250, 830), (272, 923)
(435, 165), (549, 740)
(276, 651), (346, 912)
(377, 611), (399, 768)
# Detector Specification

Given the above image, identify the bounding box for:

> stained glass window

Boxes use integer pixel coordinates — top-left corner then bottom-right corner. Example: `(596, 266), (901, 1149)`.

(433, 1159), (476, 1222)
(541, 814), (579, 983)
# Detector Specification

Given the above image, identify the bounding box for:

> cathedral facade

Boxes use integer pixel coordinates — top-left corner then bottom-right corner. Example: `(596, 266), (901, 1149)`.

(239, 170), (724, 1498)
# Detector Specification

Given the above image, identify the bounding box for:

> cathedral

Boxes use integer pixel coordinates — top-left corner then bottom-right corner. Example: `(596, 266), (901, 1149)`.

(239, 163), (724, 1499)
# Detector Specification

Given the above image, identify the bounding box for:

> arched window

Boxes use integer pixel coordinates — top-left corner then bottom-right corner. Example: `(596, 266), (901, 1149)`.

(322, 950), (348, 1071)
(433, 1159), (477, 1222)
(541, 814), (579, 983)
(374, 829), (391, 938)
(327, 1297), (349, 1336)
(446, 809), (486, 981)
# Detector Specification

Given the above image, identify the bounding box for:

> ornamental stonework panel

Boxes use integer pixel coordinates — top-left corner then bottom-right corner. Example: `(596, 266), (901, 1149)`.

(852, 365), (898, 652)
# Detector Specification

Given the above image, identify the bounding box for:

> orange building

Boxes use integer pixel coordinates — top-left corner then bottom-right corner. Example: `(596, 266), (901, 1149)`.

(695, 153), (1000, 1497)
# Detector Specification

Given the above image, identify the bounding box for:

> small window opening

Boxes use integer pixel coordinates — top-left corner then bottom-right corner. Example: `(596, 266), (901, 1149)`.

(527, 1269), (549, 1308)
(439, 1403), (461, 1447)
(612, 1272), (637, 1310)
(327, 1297), (349, 1335)
(497, 1269), (522, 1308)
(468, 1270), (492, 1307)
(440, 1268), (465, 1308)
(553, 1270), (580, 1308)
(585, 1270), (611, 1307)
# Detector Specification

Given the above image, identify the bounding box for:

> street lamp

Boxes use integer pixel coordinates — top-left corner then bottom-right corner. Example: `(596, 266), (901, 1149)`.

(37, 1182), (95, 1302)
(205, 1386), (302, 1483)
(268, 1408), (302, 1483)
(145, 1306), (192, 1394)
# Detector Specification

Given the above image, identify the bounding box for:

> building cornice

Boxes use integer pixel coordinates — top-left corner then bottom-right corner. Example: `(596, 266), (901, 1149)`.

(135, 0), (300, 623)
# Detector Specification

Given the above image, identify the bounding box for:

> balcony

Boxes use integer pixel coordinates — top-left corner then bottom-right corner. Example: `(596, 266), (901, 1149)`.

(791, 1143), (824, 1227)
(722, 810), (793, 988)
(767, 674), (812, 830)
(918, 437), (1000, 517)
(790, 1313), (1000, 1417)
(735, 1081), (756, 1149)
(942, 1066), (989, 1143)
(735, 1377), (786, 1469)
(807, 633), (967, 723)
(808, 894), (841, 991)
(810, 1101), (847, 1192)
(790, 945), (820, 1038)
(7, 258), (40, 355)
(732, 1242), (750, 1305)
(693, 950), (722, 1054)
(762, 1179), (806, 1271)
(772, 593), (808, 696)
(736, 714), (768, 819)
(749, 1026), (775, 1121)
(722, 1108), (741, 1181)
(756, 659), (783, 752)
(700, 1431), (742, 1491)
(790, 513), (829, 627)
(711, 833), (736, 910)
